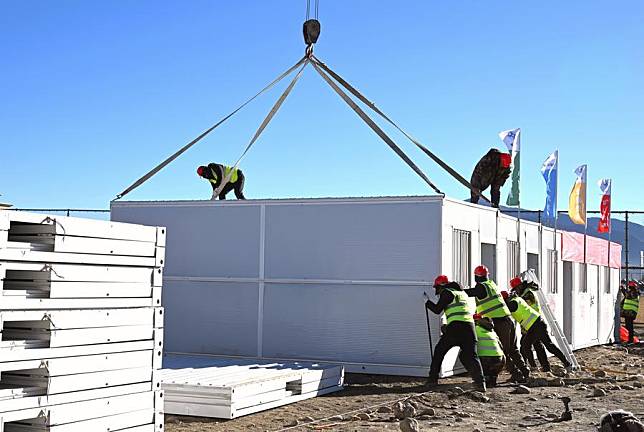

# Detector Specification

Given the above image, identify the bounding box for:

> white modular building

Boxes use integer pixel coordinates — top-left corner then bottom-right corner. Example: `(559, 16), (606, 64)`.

(111, 195), (621, 377)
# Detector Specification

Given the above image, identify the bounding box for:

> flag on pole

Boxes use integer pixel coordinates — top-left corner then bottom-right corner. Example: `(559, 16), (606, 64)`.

(499, 128), (521, 206)
(568, 164), (587, 225)
(541, 150), (558, 221)
(597, 178), (612, 233)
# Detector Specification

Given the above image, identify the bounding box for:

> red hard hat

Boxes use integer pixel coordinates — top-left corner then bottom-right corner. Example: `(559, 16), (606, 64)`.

(474, 265), (489, 277)
(197, 166), (205, 177)
(473, 313), (482, 320)
(510, 277), (522, 289)
(500, 291), (509, 300)
(500, 152), (512, 169)
(628, 281), (637, 288)
(434, 275), (449, 287)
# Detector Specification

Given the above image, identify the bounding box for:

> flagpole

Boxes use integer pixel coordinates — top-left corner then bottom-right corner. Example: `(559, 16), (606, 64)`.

(554, 150), (559, 256)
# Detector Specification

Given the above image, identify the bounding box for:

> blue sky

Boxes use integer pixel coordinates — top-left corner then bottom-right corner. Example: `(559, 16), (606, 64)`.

(2, 1), (643, 210)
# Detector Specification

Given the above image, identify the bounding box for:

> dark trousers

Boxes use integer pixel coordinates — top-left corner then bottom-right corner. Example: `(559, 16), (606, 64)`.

(216, 172), (246, 200)
(470, 182), (502, 208)
(480, 355), (505, 386)
(492, 316), (529, 376)
(624, 316), (635, 343)
(428, 321), (485, 384)
(522, 337), (548, 369)
(520, 320), (570, 367)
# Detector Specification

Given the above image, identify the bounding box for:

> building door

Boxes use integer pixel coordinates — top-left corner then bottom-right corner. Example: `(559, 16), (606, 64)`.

(562, 261), (573, 343)
(587, 264), (600, 344)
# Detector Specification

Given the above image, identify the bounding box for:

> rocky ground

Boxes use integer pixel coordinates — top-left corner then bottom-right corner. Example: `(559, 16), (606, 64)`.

(166, 325), (644, 432)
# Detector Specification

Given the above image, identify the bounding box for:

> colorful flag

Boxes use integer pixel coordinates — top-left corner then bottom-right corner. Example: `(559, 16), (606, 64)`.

(541, 151), (558, 221)
(568, 164), (587, 225)
(499, 128), (521, 206)
(597, 178), (611, 233)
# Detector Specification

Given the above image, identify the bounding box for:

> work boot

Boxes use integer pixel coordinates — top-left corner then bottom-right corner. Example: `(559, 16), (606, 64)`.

(510, 372), (527, 384)
(426, 377), (439, 387)
(541, 365), (551, 373)
(473, 381), (487, 393)
(486, 376), (498, 388)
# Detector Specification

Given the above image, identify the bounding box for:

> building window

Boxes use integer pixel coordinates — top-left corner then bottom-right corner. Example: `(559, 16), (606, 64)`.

(578, 263), (587, 293)
(527, 253), (540, 280)
(507, 240), (520, 282)
(604, 267), (611, 294)
(547, 249), (558, 293)
(452, 229), (471, 288)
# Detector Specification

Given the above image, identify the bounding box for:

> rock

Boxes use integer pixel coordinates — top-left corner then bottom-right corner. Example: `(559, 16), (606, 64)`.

(473, 429), (483, 432)
(299, 416), (315, 423)
(349, 415), (361, 421)
(528, 397), (538, 401)
(594, 370), (607, 378)
(622, 384), (636, 391)
(355, 413), (371, 421)
(634, 374), (644, 382)
(455, 411), (473, 418)
(550, 378), (566, 387)
(592, 388), (607, 397)
(550, 364), (567, 377)
(377, 406), (393, 414)
(512, 385), (531, 394)
(408, 400), (420, 409)
(416, 415), (432, 420)
(528, 377), (549, 387)
(328, 415), (343, 422)
(452, 386), (466, 394)
(418, 407), (436, 416)
(468, 391), (490, 403)
(393, 401), (416, 420)
(399, 417), (420, 432)
(608, 385), (622, 391)
(283, 420), (299, 427)
(633, 382), (643, 388)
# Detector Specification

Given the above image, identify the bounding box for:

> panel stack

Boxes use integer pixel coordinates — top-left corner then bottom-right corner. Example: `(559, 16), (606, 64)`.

(0, 211), (164, 431)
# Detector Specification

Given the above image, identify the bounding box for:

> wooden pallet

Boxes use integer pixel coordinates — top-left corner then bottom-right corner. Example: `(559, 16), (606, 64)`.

(0, 390), (163, 432)
(161, 355), (343, 419)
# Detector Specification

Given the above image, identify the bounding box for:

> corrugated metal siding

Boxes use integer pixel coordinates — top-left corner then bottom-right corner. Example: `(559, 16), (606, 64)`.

(163, 279), (259, 356)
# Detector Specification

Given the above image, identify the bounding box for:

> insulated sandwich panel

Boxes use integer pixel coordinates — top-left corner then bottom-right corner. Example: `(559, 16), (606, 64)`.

(163, 279), (258, 356)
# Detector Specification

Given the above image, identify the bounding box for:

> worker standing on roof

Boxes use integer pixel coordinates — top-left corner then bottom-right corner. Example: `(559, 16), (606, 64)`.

(510, 277), (550, 371)
(197, 163), (246, 200)
(474, 314), (505, 387)
(470, 149), (512, 208)
(465, 265), (530, 383)
(425, 275), (486, 392)
(621, 281), (640, 344)
(501, 290), (572, 370)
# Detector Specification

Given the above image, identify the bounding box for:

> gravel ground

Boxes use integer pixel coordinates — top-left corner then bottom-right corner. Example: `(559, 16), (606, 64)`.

(166, 324), (644, 432)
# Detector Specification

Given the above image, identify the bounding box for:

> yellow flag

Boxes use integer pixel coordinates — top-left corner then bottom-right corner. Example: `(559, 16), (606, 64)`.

(568, 164), (587, 225)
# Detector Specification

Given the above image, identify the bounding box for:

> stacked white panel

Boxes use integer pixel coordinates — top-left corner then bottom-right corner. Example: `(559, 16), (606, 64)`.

(0, 211), (164, 431)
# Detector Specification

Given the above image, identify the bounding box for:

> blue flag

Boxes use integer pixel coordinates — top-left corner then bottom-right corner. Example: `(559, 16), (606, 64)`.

(541, 151), (558, 221)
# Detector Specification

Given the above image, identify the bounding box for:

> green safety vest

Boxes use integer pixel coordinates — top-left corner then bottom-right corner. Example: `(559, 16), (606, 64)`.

(444, 288), (474, 325)
(209, 166), (238, 185)
(623, 297), (639, 314)
(475, 280), (511, 318)
(476, 324), (504, 358)
(521, 289), (541, 313)
(510, 296), (540, 332)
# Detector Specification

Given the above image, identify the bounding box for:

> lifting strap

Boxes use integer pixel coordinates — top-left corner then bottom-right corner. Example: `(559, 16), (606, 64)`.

(311, 55), (491, 204)
(213, 60), (310, 197)
(311, 60), (442, 195)
(113, 55), (308, 201)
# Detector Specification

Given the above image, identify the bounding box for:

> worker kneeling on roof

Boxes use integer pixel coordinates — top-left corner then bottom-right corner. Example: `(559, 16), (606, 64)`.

(197, 163), (246, 200)
(470, 149), (512, 208)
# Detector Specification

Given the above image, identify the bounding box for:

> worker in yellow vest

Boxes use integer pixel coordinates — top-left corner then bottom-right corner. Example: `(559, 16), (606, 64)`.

(510, 277), (549, 371)
(621, 281), (640, 344)
(474, 314), (505, 387)
(501, 291), (572, 371)
(465, 265), (530, 383)
(425, 275), (486, 392)
(197, 163), (246, 200)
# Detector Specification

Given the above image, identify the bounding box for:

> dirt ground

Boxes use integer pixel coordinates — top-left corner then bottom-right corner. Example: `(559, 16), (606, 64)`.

(166, 323), (644, 432)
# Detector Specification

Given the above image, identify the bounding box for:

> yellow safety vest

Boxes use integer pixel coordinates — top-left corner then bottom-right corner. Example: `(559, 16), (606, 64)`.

(209, 166), (239, 185)
(476, 324), (504, 357)
(510, 296), (540, 332)
(623, 297), (639, 314)
(444, 288), (474, 325)
(521, 289), (541, 313)
(475, 280), (511, 318)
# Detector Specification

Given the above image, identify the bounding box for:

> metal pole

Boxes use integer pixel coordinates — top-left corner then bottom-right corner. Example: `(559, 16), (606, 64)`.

(423, 292), (434, 361)
(625, 211), (629, 280)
